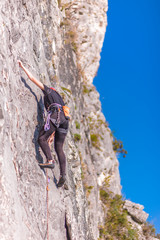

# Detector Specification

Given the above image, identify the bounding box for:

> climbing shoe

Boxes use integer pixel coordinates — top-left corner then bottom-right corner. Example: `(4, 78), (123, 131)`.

(57, 176), (66, 188)
(39, 160), (55, 169)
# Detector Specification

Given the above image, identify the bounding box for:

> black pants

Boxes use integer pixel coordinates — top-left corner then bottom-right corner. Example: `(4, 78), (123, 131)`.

(38, 111), (69, 177)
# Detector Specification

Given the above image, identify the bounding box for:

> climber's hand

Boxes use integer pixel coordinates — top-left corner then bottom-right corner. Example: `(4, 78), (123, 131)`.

(17, 60), (44, 90)
(18, 60), (23, 68)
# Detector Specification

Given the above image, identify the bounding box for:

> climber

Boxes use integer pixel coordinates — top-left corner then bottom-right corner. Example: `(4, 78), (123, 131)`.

(18, 60), (69, 187)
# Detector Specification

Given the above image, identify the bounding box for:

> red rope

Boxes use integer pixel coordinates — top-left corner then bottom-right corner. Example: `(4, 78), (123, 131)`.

(46, 169), (49, 240)
(46, 131), (55, 240)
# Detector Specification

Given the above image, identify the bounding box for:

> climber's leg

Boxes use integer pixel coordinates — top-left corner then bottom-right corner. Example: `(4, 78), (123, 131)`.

(38, 121), (56, 168)
(54, 131), (67, 178)
(54, 115), (69, 186)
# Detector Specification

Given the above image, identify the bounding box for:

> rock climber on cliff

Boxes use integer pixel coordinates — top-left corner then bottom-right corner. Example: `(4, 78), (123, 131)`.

(18, 60), (70, 187)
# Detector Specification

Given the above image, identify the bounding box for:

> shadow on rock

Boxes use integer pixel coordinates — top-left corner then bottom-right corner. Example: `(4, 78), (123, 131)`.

(21, 77), (44, 164)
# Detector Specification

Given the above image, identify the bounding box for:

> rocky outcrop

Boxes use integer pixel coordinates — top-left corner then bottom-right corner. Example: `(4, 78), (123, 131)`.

(124, 200), (149, 224)
(0, 0), (158, 240)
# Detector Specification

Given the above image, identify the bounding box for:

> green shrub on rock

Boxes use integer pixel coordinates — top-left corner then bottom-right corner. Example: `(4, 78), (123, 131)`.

(75, 120), (80, 129)
(74, 133), (81, 142)
(99, 182), (138, 240)
(90, 134), (101, 150)
(142, 222), (156, 238)
(112, 135), (128, 158)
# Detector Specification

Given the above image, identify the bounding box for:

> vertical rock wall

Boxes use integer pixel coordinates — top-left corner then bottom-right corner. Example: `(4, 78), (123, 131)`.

(0, 0), (122, 240)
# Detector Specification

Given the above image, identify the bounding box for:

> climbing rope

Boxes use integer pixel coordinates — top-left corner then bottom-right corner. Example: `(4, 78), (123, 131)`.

(46, 169), (49, 240)
(46, 131), (55, 240)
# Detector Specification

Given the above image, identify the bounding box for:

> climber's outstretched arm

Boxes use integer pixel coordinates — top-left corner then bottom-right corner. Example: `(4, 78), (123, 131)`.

(18, 60), (44, 90)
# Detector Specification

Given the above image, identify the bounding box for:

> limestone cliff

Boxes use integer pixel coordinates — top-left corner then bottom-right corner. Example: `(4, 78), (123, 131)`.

(0, 1), (158, 240)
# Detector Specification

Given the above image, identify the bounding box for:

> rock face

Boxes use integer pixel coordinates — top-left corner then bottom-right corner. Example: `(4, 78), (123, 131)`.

(0, 1), (120, 239)
(0, 1), (158, 240)
(124, 200), (149, 224)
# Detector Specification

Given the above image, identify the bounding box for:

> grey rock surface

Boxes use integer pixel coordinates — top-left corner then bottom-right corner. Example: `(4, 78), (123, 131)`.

(124, 200), (149, 224)
(0, 0), (119, 239)
(0, 0), (157, 240)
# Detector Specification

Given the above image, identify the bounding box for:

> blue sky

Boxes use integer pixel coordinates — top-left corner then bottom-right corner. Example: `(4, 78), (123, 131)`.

(94, 0), (160, 234)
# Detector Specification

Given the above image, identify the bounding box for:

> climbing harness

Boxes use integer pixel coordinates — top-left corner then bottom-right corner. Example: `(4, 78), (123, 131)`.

(44, 103), (62, 131)
(44, 103), (70, 131)
(50, 87), (71, 120)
